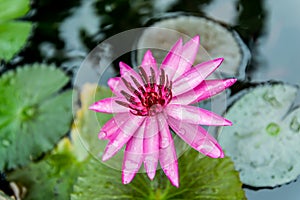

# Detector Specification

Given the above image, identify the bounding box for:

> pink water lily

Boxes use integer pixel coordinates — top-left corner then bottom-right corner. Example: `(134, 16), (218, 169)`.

(89, 35), (236, 187)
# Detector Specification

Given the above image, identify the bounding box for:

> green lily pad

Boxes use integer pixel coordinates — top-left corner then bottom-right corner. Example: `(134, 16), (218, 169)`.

(0, 64), (73, 170)
(7, 138), (83, 200)
(0, 0), (30, 21)
(218, 83), (300, 187)
(71, 149), (245, 200)
(0, 0), (32, 62)
(71, 83), (112, 161)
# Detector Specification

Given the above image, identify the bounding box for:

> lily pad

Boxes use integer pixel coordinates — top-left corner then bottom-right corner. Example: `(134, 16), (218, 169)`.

(7, 138), (83, 200)
(136, 15), (250, 78)
(71, 149), (245, 200)
(218, 83), (300, 187)
(0, 64), (73, 170)
(0, 0), (32, 62)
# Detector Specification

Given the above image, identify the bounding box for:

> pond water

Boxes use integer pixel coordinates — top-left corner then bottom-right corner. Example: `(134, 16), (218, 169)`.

(3, 0), (300, 199)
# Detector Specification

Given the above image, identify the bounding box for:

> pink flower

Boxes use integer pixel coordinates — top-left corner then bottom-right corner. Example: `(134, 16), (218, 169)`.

(89, 35), (236, 187)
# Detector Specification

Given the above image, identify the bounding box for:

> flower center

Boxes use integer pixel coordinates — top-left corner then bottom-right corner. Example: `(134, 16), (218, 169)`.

(116, 67), (172, 116)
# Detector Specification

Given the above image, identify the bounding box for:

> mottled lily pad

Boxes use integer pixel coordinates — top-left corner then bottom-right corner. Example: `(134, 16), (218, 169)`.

(0, 0), (32, 61)
(136, 15), (249, 78)
(0, 64), (73, 170)
(71, 149), (245, 200)
(218, 83), (300, 187)
(7, 138), (83, 200)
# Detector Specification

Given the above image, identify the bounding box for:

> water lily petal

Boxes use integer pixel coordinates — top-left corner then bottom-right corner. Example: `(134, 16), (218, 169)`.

(89, 97), (130, 113)
(144, 116), (159, 180)
(107, 77), (124, 96)
(119, 61), (133, 76)
(161, 38), (183, 81)
(172, 78), (237, 105)
(102, 115), (145, 161)
(166, 104), (232, 126)
(141, 50), (159, 81)
(157, 114), (179, 187)
(167, 116), (224, 158)
(122, 120), (145, 184)
(173, 35), (200, 80)
(108, 77), (138, 97)
(172, 58), (223, 96)
(98, 113), (129, 140)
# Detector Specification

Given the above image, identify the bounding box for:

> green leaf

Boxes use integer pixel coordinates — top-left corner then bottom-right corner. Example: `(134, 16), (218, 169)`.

(0, 0), (32, 62)
(0, 0), (30, 21)
(71, 149), (245, 200)
(7, 138), (83, 200)
(0, 64), (73, 170)
(71, 83), (112, 161)
(0, 21), (32, 61)
(218, 83), (300, 187)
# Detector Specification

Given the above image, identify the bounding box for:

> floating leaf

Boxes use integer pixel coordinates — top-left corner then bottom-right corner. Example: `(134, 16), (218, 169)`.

(71, 83), (112, 161)
(0, 0), (32, 62)
(0, 64), (73, 170)
(0, 0), (30, 21)
(7, 138), (83, 200)
(71, 149), (245, 200)
(136, 15), (250, 78)
(0, 21), (32, 62)
(218, 83), (300, 187)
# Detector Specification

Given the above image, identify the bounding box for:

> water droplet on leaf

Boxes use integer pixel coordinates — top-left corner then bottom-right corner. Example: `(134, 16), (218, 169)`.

(266, 122), (280, 136)
(263, 92), (281, 107)
(125, 160), (138, 170)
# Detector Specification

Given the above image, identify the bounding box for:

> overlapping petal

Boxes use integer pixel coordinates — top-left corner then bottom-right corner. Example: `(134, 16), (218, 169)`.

(102, 114), (145, 161)
(161, 38), (183, 81)
(172, 58), (224, 96)
(122, 120), (145, 184)
(141, 50), (159, 79)
(107, 77), (124, 96)
(173, 35), (200, 80)
(98, 113), (129, 140)
(166, 104), (232, 126)
(157, 114), (179, 187)
(89, 97), (129, 113)
(172, 78), (237, 105)
(167, 116), (224, 158)
(144, 116), (159, 180)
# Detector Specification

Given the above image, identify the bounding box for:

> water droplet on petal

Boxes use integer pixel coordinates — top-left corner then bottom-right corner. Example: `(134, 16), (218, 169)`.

(160, 137), (169, 148)
(98, 131), (107, 139)
(197, 144), (214, 152)
(125, 160), (139, 170)
(179, 128), (186, 135)
(112, 141), (120, 147)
